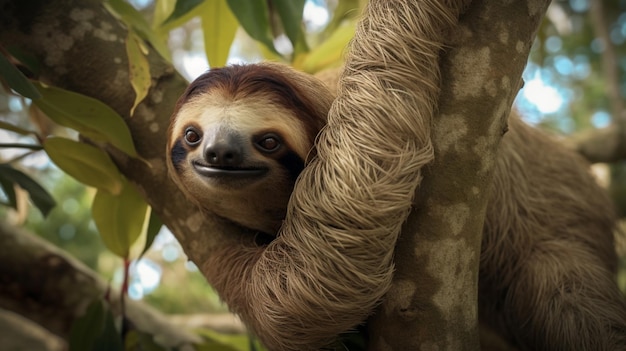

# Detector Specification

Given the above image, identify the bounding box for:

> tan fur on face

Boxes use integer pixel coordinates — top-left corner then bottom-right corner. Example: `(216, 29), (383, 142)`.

(171, 92), (310, 161)
(170, 95), (311, 233)
(166, 63), (333, 235)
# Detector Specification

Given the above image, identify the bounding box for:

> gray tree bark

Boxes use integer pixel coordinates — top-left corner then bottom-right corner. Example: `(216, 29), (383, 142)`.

(368, 0), (549, 349)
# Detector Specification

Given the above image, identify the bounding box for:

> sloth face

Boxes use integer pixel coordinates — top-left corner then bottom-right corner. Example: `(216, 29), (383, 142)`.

(166, 63), (332, 235)
(168, 93), (309, 234)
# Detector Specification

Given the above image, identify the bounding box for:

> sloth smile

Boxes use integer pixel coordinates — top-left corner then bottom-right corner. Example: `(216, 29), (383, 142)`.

(192, 160), (268, 178)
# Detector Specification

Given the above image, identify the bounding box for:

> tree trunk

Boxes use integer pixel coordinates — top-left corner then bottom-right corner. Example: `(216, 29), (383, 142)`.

(367, 0), (549, 349)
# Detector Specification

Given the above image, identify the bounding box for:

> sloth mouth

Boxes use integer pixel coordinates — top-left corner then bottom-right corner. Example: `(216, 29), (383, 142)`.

(192, 161), (268, 178)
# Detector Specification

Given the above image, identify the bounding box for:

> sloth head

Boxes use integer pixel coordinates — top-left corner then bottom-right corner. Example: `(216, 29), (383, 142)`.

(166, 63), (333, 235)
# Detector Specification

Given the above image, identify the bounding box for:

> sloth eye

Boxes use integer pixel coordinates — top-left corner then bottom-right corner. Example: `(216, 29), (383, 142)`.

(256, 134), (281, 153)
(184, 128), (202, 146)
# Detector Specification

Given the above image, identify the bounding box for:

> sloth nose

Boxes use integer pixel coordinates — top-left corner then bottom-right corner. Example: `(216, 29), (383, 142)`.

(203, 130), (244, 167)
(204, 145), (242, 166)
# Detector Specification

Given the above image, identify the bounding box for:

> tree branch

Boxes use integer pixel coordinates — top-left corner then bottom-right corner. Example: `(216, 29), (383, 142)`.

(0, 221), (200, 348)
(368, 0), (550, 349)
(0, 309), (64, 351)
(568, 125), (626, 163)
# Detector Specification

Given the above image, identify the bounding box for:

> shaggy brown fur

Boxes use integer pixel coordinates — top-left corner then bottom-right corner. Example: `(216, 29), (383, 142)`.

(479, 116), (626, 350)
(166, 63), (330, 235)
(167, 2), (471, 350)
(169, 62), (626, 350)
(320, 66), (626, 350)
(166, 2), (626, 351)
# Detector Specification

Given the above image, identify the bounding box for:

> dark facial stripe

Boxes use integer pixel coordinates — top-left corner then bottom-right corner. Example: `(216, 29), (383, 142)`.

(170, 139), (188, 172)
(278, 151), (305, 182)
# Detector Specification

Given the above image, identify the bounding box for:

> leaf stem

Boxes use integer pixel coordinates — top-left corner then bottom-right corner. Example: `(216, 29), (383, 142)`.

(0, 143), (43, 150)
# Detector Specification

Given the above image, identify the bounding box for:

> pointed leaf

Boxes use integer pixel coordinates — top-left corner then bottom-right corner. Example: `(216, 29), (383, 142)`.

(69, 299), (106, 351)
(106, 0), (172, 62)
(272, 0), (306, 50)
(92, 180), (148, 258)
(140, 208), (162, 258)
(152, 0), (175, 28)
(150, 0), (177, 51)
(201, 0), (238, 67)
(321, 0), (360, 38)
(5, 46), (41, 77)
(125, 30), (152, 116)
(128, 206), (151, 260)
(0, 52), (41, 99)
(44, 137), (123, 195)
(158, 1), (206, 32)
(33, 82), (138, 158)
(93, 306), (124, 351)
(226, 0), (278, 54)
(0, 163), (55, 216)
(292, 30), (310, 57)
(0, 177), (17, 209)
(298, 24), (355, 73)
(162, 0), (204, 25)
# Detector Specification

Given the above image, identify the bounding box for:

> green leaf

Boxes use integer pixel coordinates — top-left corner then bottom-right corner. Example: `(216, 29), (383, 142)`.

(68, 299), (106, 351)
(0, 163), (55, 216)
(226, 0), (278, 54)
(44, 137), (123, 195)
(92, 180), (148, 258)
(298, 23), (355, 73)
(106, 0), (172, 62)
(201, 0), (238, 67)
(0, 52), (41, 99)
(93, 306), (124, 351)
(194, 341), (242, 351)
(0, 120), (36, 136)
(125, 30), (152, 116)
(321, 0), (360, 38)
(272, 0), (306, 52)
(157, 2), (206, 33)
(152, 0), (175, 28)
(0, 177), (17, 209)
(125, 330), (167, 351)
(5, 46), (41, 77)
(140, 208), (162, 258)
(162, 0), (204, 25)
(195, 329), (253, 351)
(33, 82), (138, 158)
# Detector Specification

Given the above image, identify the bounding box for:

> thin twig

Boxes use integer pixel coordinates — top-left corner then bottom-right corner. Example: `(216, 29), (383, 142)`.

(0, 143), (43, 150)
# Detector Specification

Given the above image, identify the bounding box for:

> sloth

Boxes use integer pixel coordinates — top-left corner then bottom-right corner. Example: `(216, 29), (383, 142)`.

(166, 62), (626, 350)
(167, 62), (329, 235)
